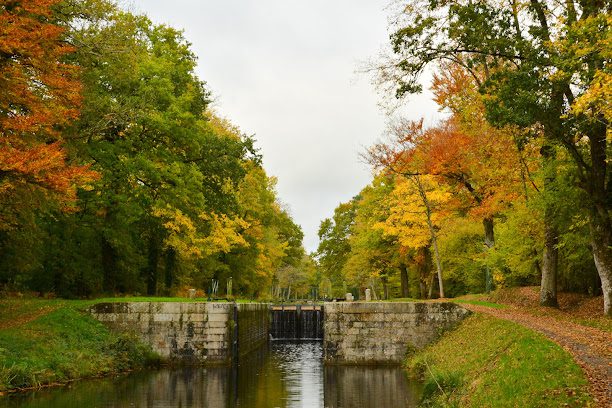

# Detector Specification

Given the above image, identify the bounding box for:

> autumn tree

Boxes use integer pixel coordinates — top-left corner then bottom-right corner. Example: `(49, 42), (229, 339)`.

(60, 10), (220, 294)
(368, 121), (450, 298)
(0, 0), (306, 297)
(0, 0), (95, 230)
(379, 1), (611, 314)
(377, 174), (450, 298)
(274, 254), (317, 300)
(419, 64), (530, 291)
(220, 162), (305, 298)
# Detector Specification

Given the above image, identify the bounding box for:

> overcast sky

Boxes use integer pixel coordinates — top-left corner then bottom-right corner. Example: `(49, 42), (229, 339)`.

(128, 0), (442, 252)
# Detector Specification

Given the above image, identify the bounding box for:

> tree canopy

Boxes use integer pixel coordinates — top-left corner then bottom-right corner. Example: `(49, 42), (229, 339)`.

(356, 0), (611, 315)
(0, 0), (309, 299)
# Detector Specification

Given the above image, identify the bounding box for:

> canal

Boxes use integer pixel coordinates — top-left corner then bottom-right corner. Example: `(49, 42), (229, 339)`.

(1, 342), (422, 408)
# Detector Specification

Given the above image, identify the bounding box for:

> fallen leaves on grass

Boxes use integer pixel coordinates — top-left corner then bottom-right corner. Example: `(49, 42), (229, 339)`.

(464, 303), (611, 407)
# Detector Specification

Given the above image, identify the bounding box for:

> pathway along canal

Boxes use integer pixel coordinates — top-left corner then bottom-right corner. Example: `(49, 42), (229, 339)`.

(1, 342), (422, 408)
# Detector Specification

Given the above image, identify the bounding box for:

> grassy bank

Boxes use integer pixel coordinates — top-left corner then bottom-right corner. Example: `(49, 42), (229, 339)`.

(408, 314), (592, 407)
(0, 299), (160, 393)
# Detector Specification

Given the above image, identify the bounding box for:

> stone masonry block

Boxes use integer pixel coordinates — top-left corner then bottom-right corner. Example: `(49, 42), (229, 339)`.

(204, 341), (226, 350)
(207, 313), (229, 322)
(180, 303), (208, 314)
(204, 334), (226, 343)
(205, 320), (228, 328)
(183, 313), (208, 322)
(153, 313), (176, 322)
(127, 302), (151, 313)
(204, 328), (228, 337)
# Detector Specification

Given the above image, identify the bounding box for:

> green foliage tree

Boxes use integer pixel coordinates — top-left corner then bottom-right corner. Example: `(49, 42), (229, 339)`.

(316, 200), (357, 296)
(344, 175), (403, 299)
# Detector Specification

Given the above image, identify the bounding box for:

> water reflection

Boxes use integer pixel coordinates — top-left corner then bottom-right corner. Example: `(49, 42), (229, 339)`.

(325, 366), (421, 408)
(0, 343), (420, 408)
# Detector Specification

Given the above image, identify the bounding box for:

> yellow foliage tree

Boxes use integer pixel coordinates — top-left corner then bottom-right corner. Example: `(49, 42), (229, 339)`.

(377, 174), (451, 297)
(153, 206), (248, 259)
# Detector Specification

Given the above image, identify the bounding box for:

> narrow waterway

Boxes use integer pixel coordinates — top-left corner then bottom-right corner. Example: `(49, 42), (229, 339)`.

(1, 343), (421, 408)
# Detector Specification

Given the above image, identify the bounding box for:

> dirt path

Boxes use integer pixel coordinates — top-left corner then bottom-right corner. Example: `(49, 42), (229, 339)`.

(0, 303), (60, 330)
(463, 304), (611, 407)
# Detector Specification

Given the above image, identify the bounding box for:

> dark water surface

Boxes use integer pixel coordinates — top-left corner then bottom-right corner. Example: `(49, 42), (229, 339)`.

(1, 342), (421, 408)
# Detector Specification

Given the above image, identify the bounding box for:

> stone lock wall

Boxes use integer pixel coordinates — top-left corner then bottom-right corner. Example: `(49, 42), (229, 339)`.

(91, 301), (470, 366)
(89, 302), (269, 365)
(323, 302), (471, 365)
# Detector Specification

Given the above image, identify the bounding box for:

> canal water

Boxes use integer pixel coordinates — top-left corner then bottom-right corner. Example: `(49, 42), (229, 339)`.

(0, 342), (421, 408)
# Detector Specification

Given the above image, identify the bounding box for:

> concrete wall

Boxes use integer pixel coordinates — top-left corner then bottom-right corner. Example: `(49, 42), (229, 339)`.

(323, 302), (470, 365)
(89, 302), (269, 365)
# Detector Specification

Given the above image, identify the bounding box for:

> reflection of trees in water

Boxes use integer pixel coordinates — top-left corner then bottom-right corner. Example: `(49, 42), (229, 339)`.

(324, 366), (422, 408)
(0, 368), (231, 408)
(234, 344), (288, 407)
(1, 343), (420, 408)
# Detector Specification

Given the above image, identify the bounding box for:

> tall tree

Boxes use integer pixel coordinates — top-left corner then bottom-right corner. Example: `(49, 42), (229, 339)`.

(316, 200), (357, 295)
(379, 0), (611, 314)
(378, 174), (450, 298)
(367, 128), (450, 298)
(0, 0), (95, 230)
(0, 0), (306, 297)
(344, 176), (403, 299)
(423, 64), (530, 290)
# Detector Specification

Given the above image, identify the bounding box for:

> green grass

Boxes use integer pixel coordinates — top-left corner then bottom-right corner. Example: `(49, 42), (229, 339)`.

(408, 314), (592, 407)
(0, 299), (160, 393)
(0, 298), (68, 328)
(0, 295), (265, 392)
(0, 296), (257, 323)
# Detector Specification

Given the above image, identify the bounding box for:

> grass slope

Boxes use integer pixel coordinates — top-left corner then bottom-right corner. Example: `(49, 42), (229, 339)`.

(408, 314), (593, 407)
(0, 300), (159, 393)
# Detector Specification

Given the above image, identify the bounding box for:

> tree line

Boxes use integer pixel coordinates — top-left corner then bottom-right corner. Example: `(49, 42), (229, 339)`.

(0, 0), (307, 298)
(316, 1), (611, 315)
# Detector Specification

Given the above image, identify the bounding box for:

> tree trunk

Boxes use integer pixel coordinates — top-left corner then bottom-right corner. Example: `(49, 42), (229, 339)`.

(540, 218), (559, 307)
(383, 278), (389, 300)
(164, 247), (176, 290)
(483, 217), (495, 248)
(585, 120), (612, 316)
(146, 232), (160, 296)
(428, 272), (436, 299)
(431, 235), (444, 298)
(483, 217), (495, 292)
(412, 175), (444, 298)
(400, 264), (410, 298)
(419, 280), (427, 299)
(370, 283), (379, 300)
(101, 236), (118, 293)
(589, 205), (612, 316)
(416, 245), (431, 299)
(101, 208), (118, 293)
(539, 144), (559, 307)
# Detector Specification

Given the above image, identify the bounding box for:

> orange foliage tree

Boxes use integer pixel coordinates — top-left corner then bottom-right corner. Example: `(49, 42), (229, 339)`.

(369, 63), (530, 292)
(0, 0), (95, 228)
